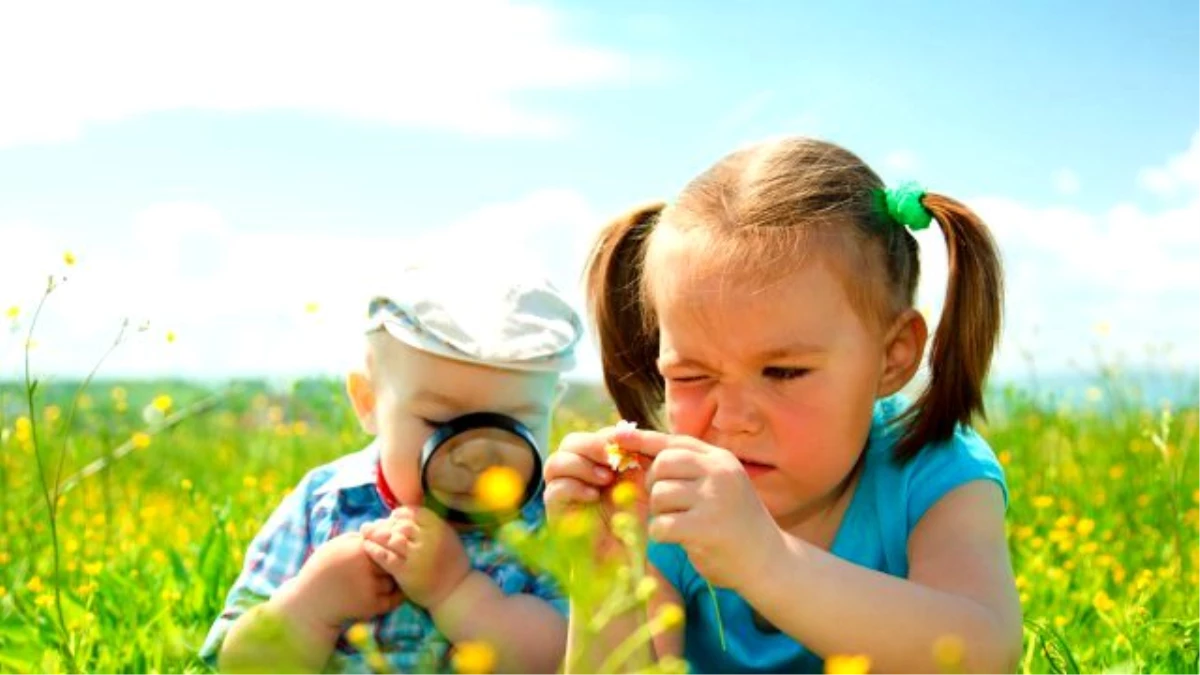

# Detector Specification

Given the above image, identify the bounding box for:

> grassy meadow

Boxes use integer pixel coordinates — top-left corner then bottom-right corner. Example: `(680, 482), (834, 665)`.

(0, 310), (1196, 673)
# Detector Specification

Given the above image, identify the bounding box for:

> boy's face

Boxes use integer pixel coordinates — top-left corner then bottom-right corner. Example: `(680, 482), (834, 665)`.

(354, 335), (560, 510)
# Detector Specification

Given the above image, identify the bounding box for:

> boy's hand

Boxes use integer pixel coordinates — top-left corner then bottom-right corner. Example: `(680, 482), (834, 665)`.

(274, 532), (404, 634)
(361, 506), (471, 611)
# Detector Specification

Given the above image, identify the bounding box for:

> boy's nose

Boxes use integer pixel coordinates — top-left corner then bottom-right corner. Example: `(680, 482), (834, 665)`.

(448, 439), (501, 474)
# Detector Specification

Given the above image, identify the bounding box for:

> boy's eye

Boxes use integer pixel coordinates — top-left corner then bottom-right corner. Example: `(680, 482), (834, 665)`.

(418, 417), (442, 428)
(666, 375), (706, 384)
(763, 366), (809, 381)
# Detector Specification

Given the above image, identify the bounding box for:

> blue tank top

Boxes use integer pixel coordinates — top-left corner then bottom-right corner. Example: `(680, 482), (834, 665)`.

(646, 395), (1008, 673)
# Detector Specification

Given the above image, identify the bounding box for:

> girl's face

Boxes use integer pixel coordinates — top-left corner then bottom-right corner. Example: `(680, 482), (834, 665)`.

(650, 233), (892, 532)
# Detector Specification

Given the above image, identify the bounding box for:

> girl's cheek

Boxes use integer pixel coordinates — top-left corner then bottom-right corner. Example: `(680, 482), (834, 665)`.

(665, 386), (709, 435)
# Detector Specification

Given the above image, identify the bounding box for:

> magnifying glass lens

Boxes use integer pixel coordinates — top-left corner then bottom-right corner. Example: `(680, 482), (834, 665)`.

(420, 413), (542, 525)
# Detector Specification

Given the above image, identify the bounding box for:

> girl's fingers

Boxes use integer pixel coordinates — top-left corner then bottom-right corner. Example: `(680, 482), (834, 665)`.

(544, 445), (614, 485)
(645, 448), (709, 486)
(647, 478), (697, 515)
(555, 430), (627, 471)
(544, 476), (602, 512)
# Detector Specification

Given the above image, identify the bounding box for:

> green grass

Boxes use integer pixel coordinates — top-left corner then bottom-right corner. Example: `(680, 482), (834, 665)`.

(0, 355), (1196, 674)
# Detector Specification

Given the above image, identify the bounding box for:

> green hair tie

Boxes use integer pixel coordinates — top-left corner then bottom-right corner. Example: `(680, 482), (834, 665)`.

(884, 181), (932, 232)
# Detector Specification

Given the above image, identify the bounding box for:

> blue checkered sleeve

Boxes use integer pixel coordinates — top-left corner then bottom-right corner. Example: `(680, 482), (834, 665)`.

(198, 475), (315, 666)
(527, 567), (568, 616)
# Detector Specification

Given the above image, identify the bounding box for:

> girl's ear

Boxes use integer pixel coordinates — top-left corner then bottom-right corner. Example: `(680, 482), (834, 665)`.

(878, 308), (928, 397)
(346, 372), (378, 434)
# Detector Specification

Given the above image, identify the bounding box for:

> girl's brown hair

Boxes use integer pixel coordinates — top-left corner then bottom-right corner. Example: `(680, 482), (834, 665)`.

(584, 137), (1004, 462)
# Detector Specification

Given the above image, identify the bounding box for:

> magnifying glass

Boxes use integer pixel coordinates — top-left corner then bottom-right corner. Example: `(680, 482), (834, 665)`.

(420, 412), (543, 527)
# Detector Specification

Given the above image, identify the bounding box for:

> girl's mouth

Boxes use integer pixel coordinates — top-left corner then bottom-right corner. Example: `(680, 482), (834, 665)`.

(739, 459), (775, 478)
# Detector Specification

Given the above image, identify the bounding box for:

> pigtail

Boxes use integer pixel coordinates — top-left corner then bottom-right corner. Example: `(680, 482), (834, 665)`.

(584, 202), (667, 430)
(895, 193), (1004, 461)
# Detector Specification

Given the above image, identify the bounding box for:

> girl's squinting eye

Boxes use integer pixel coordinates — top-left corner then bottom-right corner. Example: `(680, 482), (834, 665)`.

(763, 366), (810, 381)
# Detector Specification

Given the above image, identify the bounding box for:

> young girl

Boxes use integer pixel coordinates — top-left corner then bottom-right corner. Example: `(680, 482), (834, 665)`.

(544, 137), (1022, 673)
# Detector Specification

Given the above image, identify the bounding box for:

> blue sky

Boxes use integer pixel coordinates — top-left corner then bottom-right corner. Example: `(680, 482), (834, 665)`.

(1, 0), (1196, 385)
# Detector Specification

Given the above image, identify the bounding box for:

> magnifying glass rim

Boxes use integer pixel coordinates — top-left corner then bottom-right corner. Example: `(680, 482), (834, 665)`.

(419, 411), (544, 525)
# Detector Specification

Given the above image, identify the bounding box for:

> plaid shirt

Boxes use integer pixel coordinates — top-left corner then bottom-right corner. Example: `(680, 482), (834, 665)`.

(200, 442), (564, 673)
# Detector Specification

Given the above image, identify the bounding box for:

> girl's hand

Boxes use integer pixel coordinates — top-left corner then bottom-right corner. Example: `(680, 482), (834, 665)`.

(543, 426), (651, 556)
(613, 427), (785, 591)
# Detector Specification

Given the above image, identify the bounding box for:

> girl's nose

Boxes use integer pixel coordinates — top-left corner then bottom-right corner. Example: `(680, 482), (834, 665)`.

(710, 384), (761, 436)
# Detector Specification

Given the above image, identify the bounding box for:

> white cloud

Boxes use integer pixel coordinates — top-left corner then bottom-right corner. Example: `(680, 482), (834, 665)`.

(1139, 131), (1200, 197)
(963, 134), (1199, 375)
(0, 0), (635, 147)
(0, 190), (607, 380)
(1052, 168), (1081, 196)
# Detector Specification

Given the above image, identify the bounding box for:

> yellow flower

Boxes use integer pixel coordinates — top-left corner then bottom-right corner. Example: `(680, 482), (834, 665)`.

(345, 622), (372, 647)
(152, 394), (173, 412)
(111, 386), (127, 401)
(1032, 495), (1054, 509)
(243, 475), (258, 489)
(0, 552), (9, 565)
(26, 576), (44, 593)
(35, 594), (55, 608)
(1108, 465), (1126, 480)
(165, 330), (176, 344)
(475, 466), (524, 512)
(291, 421), (309, 437)
(1075, 518), (1095, 537)
(304, 302), (320, 314)
(4, 306), (18, 320)
(611, 480), (639, 509)
(0, 585), (5, 598)
(555, 510), (594, 540)
(180, 478), (193, 491)
(14, 416), (32, 443)
(63, 251), (76, 266)
(635, 576), (658, 601)
(1054, 616), (1068, 628)
(131, 432), (152, 449)
(825, 654), (871, 674)
(654, 603), (685, 631)
(451, 641), (496, 675)
(932, 634), (965, 671)
(83, 561), (102, 576)
(1093, 590), (1116, 613)
(43, 405), (62, 423)
(76, 582), (98, 597)
(1136, 494), (1151, 508)
(997, 450), (1011, 466)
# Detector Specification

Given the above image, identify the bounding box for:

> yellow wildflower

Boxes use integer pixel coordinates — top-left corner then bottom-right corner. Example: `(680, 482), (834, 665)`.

(1093, 590), (1116, 613)
(132, 432), (152, 449)
(166, 330), (176, 343)
(345, 623), (372, 647)
(611, 480), (639, 509)
(4, 306), (17, 320)
(825, 654), (871, 674)
(452, 641), (496, 675)
(474, 466), (524, 512)
(932, 634), (965, 671)
(63, 251), (76, 266)
(152, 394), (173, 412)
(83, 561), (102, 576)
(655, 603), (685, 631)
(26, 576), (44, 593)
(1032, 495), (1054, 509)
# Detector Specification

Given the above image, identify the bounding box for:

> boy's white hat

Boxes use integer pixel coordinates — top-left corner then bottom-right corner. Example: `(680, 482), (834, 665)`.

(365, 259), (583, 373)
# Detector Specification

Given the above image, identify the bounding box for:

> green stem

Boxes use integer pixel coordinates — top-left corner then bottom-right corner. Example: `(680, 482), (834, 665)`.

(23, 278), (77, 671)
